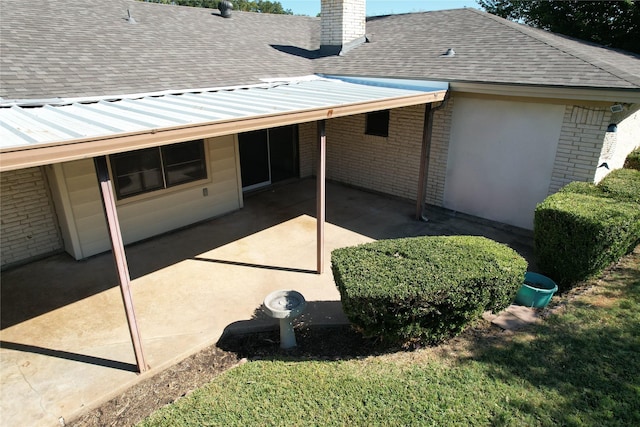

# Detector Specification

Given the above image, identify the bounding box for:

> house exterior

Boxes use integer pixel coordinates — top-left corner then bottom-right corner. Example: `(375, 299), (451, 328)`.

(1, 0), (639, 270)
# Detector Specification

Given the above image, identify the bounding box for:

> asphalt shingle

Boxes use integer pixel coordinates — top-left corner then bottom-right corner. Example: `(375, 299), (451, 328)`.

(1, 1), (638, 100)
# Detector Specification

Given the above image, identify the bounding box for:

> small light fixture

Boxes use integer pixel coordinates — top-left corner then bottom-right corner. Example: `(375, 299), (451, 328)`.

(441, 48), (456, 57)
(607, 123), (617, 133)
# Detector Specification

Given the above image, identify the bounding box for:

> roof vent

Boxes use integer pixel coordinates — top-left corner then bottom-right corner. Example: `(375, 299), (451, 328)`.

(441, 48), (455, 57)
(219, 1), (233, 18)
(127, 9), (137, 24)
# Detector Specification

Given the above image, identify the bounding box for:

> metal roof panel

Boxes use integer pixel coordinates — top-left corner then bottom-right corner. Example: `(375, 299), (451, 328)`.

(0, 77), (447, 154)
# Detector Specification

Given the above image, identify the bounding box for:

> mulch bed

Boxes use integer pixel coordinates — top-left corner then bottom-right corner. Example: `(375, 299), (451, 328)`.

(68, 325), (390, 427)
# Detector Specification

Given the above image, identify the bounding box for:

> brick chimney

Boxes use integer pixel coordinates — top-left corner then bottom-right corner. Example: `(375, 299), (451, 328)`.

(320, 0), (366, 55)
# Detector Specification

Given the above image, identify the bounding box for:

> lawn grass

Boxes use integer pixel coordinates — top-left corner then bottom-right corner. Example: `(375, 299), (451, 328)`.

(139, 247), (640, 427)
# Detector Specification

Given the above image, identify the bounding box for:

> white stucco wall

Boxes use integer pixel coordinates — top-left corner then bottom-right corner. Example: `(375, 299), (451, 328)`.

(444, 97), (565, 230)
(595, 104), (640, 182)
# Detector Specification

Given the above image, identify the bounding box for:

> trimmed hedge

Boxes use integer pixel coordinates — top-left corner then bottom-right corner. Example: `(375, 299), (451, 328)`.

(623, 148), (640, 171)
(331, 236), (527, 346)
(598, 168), (640, 203)
(534, 192), (640, 291)
(558, 181), (604, 197)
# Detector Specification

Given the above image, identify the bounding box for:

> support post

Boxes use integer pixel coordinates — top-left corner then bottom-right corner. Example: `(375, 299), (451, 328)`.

(416, 104), (434, 220)
(94, 156), (148, 373)
(317, 120), (327, 274)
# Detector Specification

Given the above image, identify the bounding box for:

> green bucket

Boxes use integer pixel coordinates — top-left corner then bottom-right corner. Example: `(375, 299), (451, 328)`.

(514, 272), (558, 308)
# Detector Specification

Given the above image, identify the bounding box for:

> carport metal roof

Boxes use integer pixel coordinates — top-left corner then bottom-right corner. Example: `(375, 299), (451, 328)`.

(0, 76), (447, 172)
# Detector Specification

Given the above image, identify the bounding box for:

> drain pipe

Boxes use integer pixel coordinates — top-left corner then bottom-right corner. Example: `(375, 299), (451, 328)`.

(415, 93), (449, 221)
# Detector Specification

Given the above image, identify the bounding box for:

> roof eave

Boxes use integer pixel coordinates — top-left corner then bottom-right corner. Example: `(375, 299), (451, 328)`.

(450, 81), (640, 104)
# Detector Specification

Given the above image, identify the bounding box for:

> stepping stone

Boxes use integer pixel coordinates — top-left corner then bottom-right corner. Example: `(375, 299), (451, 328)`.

(491, 312), (530, 331)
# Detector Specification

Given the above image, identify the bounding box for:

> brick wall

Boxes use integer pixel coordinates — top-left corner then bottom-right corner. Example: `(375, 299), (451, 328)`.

(297, 101), (453, 205)
(320, 0), (366, 47)
(548, 105), (611, 193)
(425, 98), (454, 206)
(299, 121), (317, 178)
(1, 167), (62, 268)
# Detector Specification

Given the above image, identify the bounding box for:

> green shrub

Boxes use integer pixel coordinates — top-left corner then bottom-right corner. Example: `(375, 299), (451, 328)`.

(623, 147), (640, 170)
(598, 168), (640, 203)
(559, 181), (604, 197)
(331, 236), (527, 346)
(534, 192), (640, 291)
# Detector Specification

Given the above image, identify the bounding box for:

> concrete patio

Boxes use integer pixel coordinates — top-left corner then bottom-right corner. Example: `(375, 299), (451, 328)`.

(0, 179), (535, 427)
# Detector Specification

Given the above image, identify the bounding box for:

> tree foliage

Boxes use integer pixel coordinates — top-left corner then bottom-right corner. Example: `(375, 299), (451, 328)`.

(141, 0), (293, 15)
(477, 0), (640, 54)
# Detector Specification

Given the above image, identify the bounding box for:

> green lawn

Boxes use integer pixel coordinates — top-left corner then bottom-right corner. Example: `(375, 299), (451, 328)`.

(140, 248), (640, 427)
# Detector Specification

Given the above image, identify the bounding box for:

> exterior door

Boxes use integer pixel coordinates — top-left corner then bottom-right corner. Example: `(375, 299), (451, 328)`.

(239, 125), (298, 191)
(239, 130), (271, 191)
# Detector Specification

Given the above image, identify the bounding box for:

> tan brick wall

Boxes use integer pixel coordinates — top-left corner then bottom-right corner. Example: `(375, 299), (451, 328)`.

(299, 121), (317, 178)
(1, 167), (62, 268)
(321, 105), (425, 201)
(320, 0), (365, 47)
(549, 105), (611, 193)
(297, 101), (453, 206)
(425, 98), (454, 206)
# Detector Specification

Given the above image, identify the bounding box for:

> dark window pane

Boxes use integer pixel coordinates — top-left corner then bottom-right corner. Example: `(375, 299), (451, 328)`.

(110, 148), (163, 198)
(162, 140), (207, 187)
(365, 110), (390, 137)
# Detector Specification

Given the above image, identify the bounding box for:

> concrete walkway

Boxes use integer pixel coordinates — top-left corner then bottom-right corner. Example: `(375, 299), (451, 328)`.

(0, 179), (535, 427)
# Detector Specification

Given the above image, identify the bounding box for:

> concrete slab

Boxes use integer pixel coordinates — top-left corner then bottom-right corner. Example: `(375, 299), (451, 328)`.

(506, 304), (541, 324)
(1, 179), (534, 427)
(491, 305), (541, 331)
(491, 312), (532, 331)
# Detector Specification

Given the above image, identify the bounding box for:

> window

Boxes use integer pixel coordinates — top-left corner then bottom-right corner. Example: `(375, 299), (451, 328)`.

(365, 110), (390, 137)
(110, 140), (206, 199)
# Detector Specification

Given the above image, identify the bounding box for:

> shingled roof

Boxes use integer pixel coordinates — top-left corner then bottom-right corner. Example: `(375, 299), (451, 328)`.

(1, 0), (639, 100)
(316, 8), (640, 90)
(0, 0), (318, 99)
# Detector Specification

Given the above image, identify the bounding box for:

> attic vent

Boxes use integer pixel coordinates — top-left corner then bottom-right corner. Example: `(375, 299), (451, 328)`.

(441, 48), (455, 57)
(127, 9), (137, 24)
(219, 1), (233, 18)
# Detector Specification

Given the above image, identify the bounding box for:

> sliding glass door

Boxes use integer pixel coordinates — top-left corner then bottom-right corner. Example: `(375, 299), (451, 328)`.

(239, 125), (298, 191)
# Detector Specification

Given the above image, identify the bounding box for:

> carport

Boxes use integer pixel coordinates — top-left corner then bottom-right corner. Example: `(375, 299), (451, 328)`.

(0, 75), (447, 374)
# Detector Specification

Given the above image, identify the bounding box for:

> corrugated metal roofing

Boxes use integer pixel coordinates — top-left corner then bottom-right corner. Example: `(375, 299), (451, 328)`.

(0, 77), (447, 151)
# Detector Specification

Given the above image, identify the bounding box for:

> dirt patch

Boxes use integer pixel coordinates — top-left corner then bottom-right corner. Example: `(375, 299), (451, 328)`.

(68, 322), (506, 427)
(67, 326), (387, 426)
(68, 345), (240, 427)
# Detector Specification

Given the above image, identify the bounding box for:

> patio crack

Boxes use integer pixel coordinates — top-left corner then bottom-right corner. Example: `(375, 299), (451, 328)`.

(16, 360), (56, 420)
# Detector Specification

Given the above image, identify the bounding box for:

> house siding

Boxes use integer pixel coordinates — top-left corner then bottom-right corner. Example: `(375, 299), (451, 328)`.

(549, 105), (612, 193)
(0, 167), (62, 268)
(47, 135), (242, 260)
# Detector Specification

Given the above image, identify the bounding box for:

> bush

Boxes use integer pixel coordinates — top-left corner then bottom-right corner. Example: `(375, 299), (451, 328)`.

(559, 181), (604, 197)
(331, 236), (527, 346)
(534, 192), (640, 291)
(598, 168), (640, 203)
(623, 148), (640, 170)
